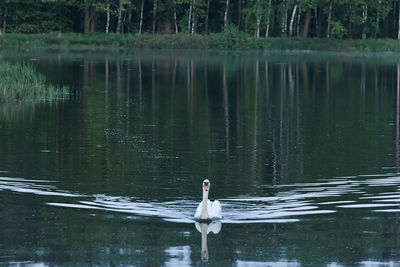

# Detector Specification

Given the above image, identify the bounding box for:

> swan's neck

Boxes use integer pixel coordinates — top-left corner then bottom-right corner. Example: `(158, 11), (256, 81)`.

(200, 223), (208, 261)
(200, 189), (209, 220)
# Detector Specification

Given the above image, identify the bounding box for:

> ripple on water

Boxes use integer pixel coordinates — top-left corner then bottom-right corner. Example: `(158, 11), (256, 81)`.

(2, 173), (400, 223)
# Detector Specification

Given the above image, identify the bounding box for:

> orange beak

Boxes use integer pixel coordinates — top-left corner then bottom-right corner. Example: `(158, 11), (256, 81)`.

(202, 250), (208, 260)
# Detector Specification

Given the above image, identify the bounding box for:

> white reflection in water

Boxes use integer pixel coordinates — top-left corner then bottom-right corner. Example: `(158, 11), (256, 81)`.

(194, 221), (221, 262)
(164, 246), (191, 267)
(0, 177), (83, 197)
(236, 260), (300, 266)
(2, 173), (400, 223)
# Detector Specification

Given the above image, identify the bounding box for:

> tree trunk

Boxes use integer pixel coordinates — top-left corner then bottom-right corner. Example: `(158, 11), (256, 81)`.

(205, 0), (210, 34)
(1, 7), (7, 34)
(192, 0), (197, 33)
(375, 0), (381, 38)
(174, 0), (178, 33)
(84, 2), (90, 33)
(224, 0), (230, 30)
(302, 8), (311, 37)
(314, 8), (318, 37)
(106, 1), (110, 33)
(139, 0), (144, 34)
(398, 1), (400, 39)
(152, 0), (157, 33)
(296, 2), (301, 36)
(237, 0), (242, 30)
(90, 6), (96, 32)
(347, 21), (353, 39)
(326, 1), (332, 38)
(127, 1), (132, 33)
(116, 0), (123, 33)
(362, 4), (367, 39)
(84, 2), (96, 33)
(188, 0), (192, 33)
(282, 0), (287, 35)
(122, 5), (127, 33)
(266, 0), (272, 37)
(255, 0), (261, 37)
(289, 5), (298, 36)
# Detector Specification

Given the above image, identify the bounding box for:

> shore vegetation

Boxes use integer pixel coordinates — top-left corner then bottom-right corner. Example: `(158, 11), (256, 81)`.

(0, 61), (69, 102)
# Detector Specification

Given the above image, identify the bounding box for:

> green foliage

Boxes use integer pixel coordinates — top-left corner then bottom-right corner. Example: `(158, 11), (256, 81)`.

(0, 61), (69, 102)
(330, 21), (346, 39)
(209, 24), (254, 49)
(0, 0), (400, 40)
(2, 1), (73, 33)
(4, 32), (400, 52)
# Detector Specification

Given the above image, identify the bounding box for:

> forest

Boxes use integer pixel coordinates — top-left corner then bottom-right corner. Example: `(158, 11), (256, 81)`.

(0, 0), (399, 40)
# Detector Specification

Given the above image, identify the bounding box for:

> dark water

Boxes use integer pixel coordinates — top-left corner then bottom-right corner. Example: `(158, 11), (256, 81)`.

(1, 49), (400, 266)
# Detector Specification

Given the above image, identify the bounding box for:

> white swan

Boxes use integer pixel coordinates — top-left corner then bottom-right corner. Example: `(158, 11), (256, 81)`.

(194, 179), (222, 220)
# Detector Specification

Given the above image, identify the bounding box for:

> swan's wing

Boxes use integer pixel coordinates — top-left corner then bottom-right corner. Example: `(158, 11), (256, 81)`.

(194, 201), (203, 219)
(208, 200), (222, 220)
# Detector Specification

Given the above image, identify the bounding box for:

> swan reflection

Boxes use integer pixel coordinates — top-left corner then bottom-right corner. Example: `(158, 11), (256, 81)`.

(195, 220), (221, 262)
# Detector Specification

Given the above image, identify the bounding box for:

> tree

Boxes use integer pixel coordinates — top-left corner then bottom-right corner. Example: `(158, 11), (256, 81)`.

(224, 0), (229, 30)
(301, 0), (317, 37)
(84, 0), (97, 33)
(152, 0), (157, 33)
(0, 0), (399, 39)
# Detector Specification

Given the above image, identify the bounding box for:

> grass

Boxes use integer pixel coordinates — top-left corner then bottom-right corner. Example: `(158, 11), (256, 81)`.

(2, 31), (400, 52)
(0, 61), (69, 102)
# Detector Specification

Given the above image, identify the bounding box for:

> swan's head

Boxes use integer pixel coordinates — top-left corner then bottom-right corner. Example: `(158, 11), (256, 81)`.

(203, 179), (210, 192)
(202, 249), (208, 261)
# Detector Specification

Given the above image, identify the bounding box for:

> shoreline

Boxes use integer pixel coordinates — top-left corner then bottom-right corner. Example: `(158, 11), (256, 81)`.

(1, 33), (400, 53)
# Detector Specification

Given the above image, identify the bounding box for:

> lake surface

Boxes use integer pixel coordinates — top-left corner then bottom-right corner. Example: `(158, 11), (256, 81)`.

(1, 49), (400, 266)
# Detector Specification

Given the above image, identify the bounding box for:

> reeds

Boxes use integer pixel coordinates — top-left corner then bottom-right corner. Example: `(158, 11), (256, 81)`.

(0, 61), (69, 102)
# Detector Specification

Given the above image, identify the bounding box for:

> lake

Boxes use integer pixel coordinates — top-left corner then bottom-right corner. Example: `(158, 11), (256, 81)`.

(1, 49), (400, 266)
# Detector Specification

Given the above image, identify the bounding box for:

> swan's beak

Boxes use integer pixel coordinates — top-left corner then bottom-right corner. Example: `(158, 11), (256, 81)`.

(202, 250), (208, 261)
(203, 183), (209, 191)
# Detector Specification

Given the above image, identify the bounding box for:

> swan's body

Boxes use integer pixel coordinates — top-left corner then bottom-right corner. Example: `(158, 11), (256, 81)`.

(194, 179), (222, 220)
(194, 200), (222, 220)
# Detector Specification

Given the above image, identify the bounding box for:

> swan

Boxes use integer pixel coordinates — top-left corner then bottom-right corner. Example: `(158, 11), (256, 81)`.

(194, 179), (222, 221)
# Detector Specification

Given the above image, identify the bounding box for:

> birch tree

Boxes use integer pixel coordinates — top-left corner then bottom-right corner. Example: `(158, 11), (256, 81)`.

(224, 0), (229, 30)
(188, 0), (192, 32)
(173, 0), (178, 32)
(105, 1), (110, 33)
(326, 0), (333, 38)
(152, 0), (157, 33)
(116, 0), (123, 33)
(265, 0), (272, 37)
(398, 0), (400, 39)
(289, 4), (298, 36)
(139, 0), (144, 34)
(255, 0), (261, 37)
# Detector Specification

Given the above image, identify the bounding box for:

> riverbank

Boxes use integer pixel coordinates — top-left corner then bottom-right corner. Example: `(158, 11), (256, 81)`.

(1, 32), (400, 52)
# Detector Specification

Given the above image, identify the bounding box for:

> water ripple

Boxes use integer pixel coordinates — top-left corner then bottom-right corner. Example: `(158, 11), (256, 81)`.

(2, 173), (400, 223)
